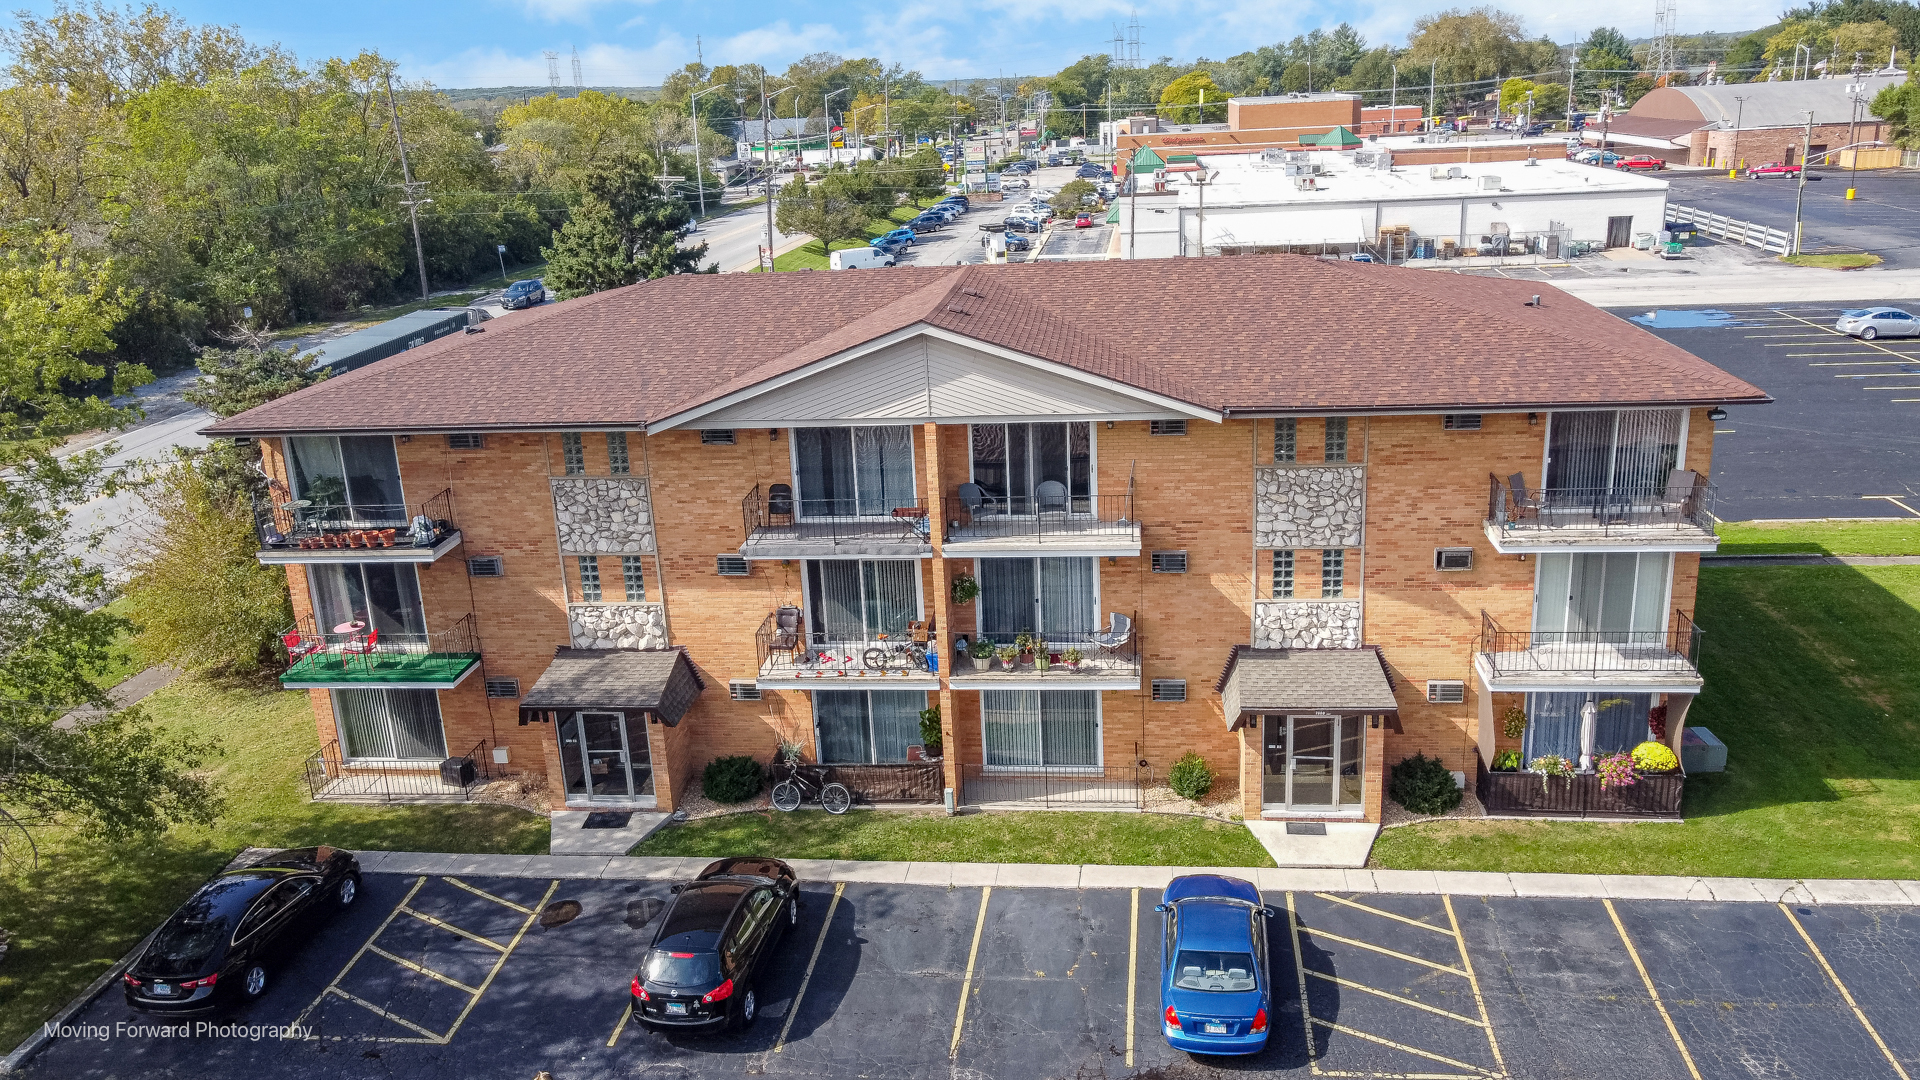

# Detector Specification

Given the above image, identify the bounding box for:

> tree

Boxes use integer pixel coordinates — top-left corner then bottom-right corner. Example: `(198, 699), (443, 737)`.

(1050, 179), (1096, 216)
(1873, 73), (1920, 146)
(774, 170), (882, 260)
(542, 150), (711, 299)
(184, 337), (327, 419)
(0, 231), (140, 451)
(1159, 71), (1227, 123)
(1408, 8), (1558, 108)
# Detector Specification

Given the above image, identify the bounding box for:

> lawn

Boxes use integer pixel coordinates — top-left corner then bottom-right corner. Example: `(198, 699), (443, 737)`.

(632, 809), (1276, 868)
(0, 675), (546, 1050)
(768, 198), (946, 271)
(1716, 517), (1920, 556)
(1781, 252), (1882, 269)
(1371, 565), (1920, 878)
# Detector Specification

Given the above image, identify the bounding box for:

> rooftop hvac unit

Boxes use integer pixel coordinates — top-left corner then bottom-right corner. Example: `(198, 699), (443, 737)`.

(1428, 165), (1446, 179)
(1293, 176), (1318, 191)
(1479, 174), (1502, 190)
(1446, 166), (1464, 179)
(1261, 147), (1287, 163)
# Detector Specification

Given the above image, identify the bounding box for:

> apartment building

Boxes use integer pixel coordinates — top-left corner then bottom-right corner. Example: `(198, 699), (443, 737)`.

(205, 257), (1768, 823)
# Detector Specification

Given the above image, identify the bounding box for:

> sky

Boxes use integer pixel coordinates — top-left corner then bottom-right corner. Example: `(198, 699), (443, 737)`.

(21, 0), (1785, 87)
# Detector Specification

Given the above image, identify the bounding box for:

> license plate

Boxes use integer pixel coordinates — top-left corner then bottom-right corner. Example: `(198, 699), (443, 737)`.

(665, 1002), (687, 1016)
(1204, 1022), (1228, 1034)
(153, 984), (171, 996)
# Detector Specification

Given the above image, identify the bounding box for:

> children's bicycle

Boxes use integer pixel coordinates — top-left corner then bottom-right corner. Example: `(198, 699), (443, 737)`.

(770, 764), (853, 814)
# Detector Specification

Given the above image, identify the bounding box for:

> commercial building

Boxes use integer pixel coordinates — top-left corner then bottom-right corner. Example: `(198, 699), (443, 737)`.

(1602, 71), (1906, 166)
(207, 258), (1766, 824)
(1118, 149), (1670, 259)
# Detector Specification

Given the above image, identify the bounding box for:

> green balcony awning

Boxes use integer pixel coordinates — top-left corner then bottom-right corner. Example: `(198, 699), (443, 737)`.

(281, 651), (481, 690)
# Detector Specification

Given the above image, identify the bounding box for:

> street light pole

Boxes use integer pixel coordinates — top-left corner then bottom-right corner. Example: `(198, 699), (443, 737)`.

(759, 79), (796, 271)
(1793, 110), (1813, 255)
(1846, 83), (1863, 199)
(689, 85), (724, 224)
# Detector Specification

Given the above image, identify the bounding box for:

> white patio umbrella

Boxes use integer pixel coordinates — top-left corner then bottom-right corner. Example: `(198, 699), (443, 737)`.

(1579, 697), (1598, 771)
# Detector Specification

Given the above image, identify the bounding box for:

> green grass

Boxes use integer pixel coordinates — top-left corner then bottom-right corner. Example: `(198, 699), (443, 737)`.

(0, 674), (546, 1049)
(1372, 566), (1920, 878)
(1781, 252), (1882, 269)
(632, 809), (1277, 867)
(767, 199), (944, 271)
(1716, 518), (1920, 556)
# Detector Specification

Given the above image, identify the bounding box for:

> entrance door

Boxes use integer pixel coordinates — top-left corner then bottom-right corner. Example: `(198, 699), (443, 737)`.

(1605, 216), (1634, 249)
(558, 711), (654, 801)
(1288, 715), (1337, 808)
(1261, 714), (1362, 811)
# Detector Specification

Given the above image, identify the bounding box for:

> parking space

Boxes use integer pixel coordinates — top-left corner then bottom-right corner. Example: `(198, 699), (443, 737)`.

(1626, 301), (1920, 521)
(1666, 172), (1920, 268)
(27, 875), (1920, 1080)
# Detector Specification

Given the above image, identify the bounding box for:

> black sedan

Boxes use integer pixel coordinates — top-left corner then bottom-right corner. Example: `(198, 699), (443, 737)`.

(630, 857), (799, 1033)
(123, 847), (361, 1015)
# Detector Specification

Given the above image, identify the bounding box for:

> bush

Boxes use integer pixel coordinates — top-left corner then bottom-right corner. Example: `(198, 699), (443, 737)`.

(1632, 741), (1679, 772)
(1491, 749), (1522, 771)
(918, 705), (943, 758)
(702, 755), (764, 803)
(1388, 753), (1462, 815)
(1167, 753), (1214, 800)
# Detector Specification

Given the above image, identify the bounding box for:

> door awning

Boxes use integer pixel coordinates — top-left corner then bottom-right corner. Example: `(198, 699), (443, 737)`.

(1214, 645), (1400, 731)
(518, 647), (706, 727)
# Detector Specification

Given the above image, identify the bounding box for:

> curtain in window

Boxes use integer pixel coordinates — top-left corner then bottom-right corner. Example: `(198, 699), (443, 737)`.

(1546, 410), (1681, 501)
(307, 563), (366, 635)
(1069, 423), (1092, 508)
(970, 422), (1093, 512)
(971, 425), (1009, 504)
(796, 428), (856, 517)
(1523, 692), (1651, 764)
(815, 690), (870, 764)
(983, 690), (1042, 767)
(862, 561), (917, 640)
(979, 558), (1036, 638)
(982, 690), (1099, 767)
(869, 691), (924, 763)
(334, 688), (446, 760)
(808, 561), (866, 643)
(1533, 553), (1670, 642)
(1038, 558), (1096, 640)
(809, 560), (917, 643)
(1545, 411), (1615, 497)
(340, 436), (405, 521)
(853, 426), (915, 515)
(798, 426), (914, 517)
(1612, 409), (1682, 500)
(287, 437), (348, 520)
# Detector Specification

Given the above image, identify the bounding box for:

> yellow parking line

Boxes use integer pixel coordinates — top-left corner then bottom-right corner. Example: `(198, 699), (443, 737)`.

(950, 886), (991, 1059)
(436, 879), (559, 1045)
(1126, 887), (1139, 1068)
(1308, 1017), (1501, 1077)
(1775, 311), (1917, 362)
(294, 875), (427, 1033)
(1604, 899), (1702, 1080)
(401, 906), (508, 950)
(1286, 893), (1317, 1070)
(367, 945), (480, 994)
(1443, 896), (1507, 1078)
(1307, 969), (1487, 1026)
(773, 881), (845, 1056)
(607, 1002), (632, 1047)
(1780, 904), (1914, 1080)
(441, 875), (534, 914)
(1296, 926), (1470, 977)
(325, 986), (446, 1042)
(1315, 892), (1457, 936)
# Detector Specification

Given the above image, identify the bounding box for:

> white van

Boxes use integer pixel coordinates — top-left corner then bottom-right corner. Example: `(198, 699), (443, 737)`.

(829, 247), (896, 270)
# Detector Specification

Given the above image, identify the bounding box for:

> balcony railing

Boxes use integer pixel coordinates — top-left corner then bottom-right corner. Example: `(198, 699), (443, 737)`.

(754, 609), (939, 681)
(959, 763), (1151, 809)
(940, 492), (1138, 549)
(1478, 609), (1702, 680)
(304, 739), (497, 802)
(1486, 473), (1717, 542)
(1478, 762), (1684, 819)
(256, 486), (457, 555)
(951, 613), (1140, 682)
(740, 484), (931, 557)
(281, 612), (483, 687)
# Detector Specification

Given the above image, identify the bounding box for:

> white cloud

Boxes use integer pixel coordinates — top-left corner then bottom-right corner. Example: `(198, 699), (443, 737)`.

(714, 21), (845, 65)
(408, 37), (691, 88)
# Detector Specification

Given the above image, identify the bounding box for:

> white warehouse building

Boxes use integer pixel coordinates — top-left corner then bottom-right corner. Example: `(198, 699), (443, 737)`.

(1116, 149), (1670, 261)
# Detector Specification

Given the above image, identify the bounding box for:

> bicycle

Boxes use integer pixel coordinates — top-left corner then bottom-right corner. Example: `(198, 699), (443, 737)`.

(862, 632), (929, 673)
(770, 764), (852, 814)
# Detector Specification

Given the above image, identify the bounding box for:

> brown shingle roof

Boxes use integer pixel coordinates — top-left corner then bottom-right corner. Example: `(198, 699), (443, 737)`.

(203, 256), (1768, 436)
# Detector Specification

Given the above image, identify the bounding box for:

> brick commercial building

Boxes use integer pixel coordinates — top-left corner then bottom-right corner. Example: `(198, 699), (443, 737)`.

(1598, 72), (1905, 167)
(206, 258), (1767, 824)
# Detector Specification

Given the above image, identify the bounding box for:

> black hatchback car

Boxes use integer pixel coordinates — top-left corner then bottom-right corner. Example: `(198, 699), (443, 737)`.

(630, 857), (800, 1033)
(123, 847), (361, 1015)
(501, 278), (545, 309)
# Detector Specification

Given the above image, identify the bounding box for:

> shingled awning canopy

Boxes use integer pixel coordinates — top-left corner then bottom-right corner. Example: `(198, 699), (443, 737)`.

(518, 647), (705, 727)
(1214, 646), (1400, 731)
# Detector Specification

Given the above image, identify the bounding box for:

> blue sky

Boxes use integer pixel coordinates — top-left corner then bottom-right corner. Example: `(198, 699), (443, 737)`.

(25, 0), (1783, 86)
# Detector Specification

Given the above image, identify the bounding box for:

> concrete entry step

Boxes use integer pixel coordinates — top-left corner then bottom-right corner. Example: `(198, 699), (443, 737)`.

(1244, 820), (1380, 868)
(548, 809), (669, 855)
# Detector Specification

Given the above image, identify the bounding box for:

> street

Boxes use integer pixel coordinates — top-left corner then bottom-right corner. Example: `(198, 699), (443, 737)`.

(1665, 169), (1920, 268)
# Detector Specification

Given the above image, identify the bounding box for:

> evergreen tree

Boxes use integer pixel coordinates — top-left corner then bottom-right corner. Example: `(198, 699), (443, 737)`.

(542, 150), (712, 300)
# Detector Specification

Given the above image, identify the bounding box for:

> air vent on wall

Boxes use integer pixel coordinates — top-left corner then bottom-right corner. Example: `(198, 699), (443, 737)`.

(1151, 679), (1187, 702)
(1151, 550), (1188, 573)
(701, 429), (736, 445)
(447, 433), (485, 449)
(1441, 414), (1482, 430)
(730, 680), (762, 701)
(716, 555), (749, 576)
(485, 678), (521, 698)
(1426, 680), (1466, 704)
(467, 556), (505, 577)
(1434, 548), (1473, 571)
(1149, 419), (1188, 436)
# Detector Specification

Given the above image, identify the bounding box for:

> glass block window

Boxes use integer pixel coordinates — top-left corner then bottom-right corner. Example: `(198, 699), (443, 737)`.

(578, 556), (601, 602)
(621, 556), (646, 601)
(561, 432), (585, 475)
(1321, 549), (1345, 598)
(1324, 418), (1349, 462)
(607, 431), (630, 474)
(1274, 418), (1296, 462)
(1273, 550), (1295, 598)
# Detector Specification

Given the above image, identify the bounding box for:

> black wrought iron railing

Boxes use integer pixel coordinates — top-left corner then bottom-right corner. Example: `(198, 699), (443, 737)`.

(1479, 609), (1702, 678)
(959, 763), (1150, 808)
(303, 738), (495, 802)
(256, 485), (456, 552)
(941, 492), (1136, 543)
(754, 609), (938, 677)
(773, 761), (942, 804)
(1486, 473), (1716, 536)
(953, 611), (1140, 679)
(740, 484), (931, 550)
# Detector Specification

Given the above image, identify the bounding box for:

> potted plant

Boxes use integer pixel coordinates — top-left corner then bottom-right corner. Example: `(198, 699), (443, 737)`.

(1595, 751), (1638, 790)
(1014, 632), (1035, 661)
(995, 644), (1018, 670)
(1062, 647), (1083, 671)
(1528, 754), (1574, 792)
(1631, 740), (1679, 774)
(969, 639), (995, 670)
(1491, 749), (1521, 771)
(1034, 650), (1052, 674)
(918, 705), (943, 759)
(950, 573), (980, 605)
(1500, 706), (1527, 740)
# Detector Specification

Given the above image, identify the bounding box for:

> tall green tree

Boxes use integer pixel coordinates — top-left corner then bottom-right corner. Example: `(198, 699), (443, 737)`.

(773, 169), (882, 261)
(0, 231), (141, 450)
(542, 150), (711, 298)
(1407, 7), (1560, 109)
(1159, 71), (1227, 123)
(1874, 73), (1920, 146)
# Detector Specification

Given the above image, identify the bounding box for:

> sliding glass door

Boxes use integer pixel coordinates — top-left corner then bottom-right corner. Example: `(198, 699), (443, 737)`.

(977, 557), (1097, 644)
(970, 422), (1092, 513)
(805, 559), (920, 646)
(793, 426), (916, 518)
(307, 563), (427, 640)
(982, 690), (1100, 769)
(814, 690), (926, 763)
(1532, 552), (1671, 642)
(333, 688), (447, 760)
(1545, 409), (1682, 502)
(287, 435), (407, 525)
(1522, 692), (1653, 764)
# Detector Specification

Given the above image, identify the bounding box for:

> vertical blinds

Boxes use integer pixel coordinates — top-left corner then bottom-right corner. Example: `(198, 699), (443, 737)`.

(982, 690), (1100, 768)
(796, 426), (916, 516)
(978, 558), (1096, 641)
(1545, 409), (1681, 498)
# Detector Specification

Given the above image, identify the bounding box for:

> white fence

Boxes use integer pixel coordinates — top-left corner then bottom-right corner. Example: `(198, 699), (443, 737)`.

(1667, 203), (1791, 255)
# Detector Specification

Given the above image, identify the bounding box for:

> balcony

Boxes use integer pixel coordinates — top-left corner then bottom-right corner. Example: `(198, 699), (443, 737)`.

(304, 739), (498, 803)
(940, 491), (1140, 556)
(739, 485), (932, 560)
(948, 614), (1141, 690)
(1476, 761), (1684, 819)
(753, 609), (941, 689)
(280, 613), (482, 689)
(1475, 610), (1703, 693)
(1484, 472), (1719, 553)
(255, 488), (462, 564)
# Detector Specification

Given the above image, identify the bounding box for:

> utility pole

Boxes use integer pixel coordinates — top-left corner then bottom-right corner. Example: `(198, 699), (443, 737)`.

(759, 78), (796, 271)
(1729, 95), (1746, 177)
(1793, 110), (1813, 254)
(690, 85), (724, 223)
(384, 68), (431, 300)
(1566, 59), (1576, 130)
(1428, 59), (1437, 131)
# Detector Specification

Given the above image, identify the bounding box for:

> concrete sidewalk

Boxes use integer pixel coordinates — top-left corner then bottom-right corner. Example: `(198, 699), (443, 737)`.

(348, 850), (1920, 905)
(1557, 265), (1920, 306)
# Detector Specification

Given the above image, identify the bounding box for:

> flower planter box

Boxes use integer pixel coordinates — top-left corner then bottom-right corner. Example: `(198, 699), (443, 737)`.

(1478, 764), (1684, 819)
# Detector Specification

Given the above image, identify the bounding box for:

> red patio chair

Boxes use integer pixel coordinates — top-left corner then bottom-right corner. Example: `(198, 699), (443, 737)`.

(339, 628), (379, 666)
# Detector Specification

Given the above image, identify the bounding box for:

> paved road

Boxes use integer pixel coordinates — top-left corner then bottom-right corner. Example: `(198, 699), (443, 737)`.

(1625, 299), (1920, 521)
(29, 873), (1920, 1080)
(1666, 169), (1920, 268)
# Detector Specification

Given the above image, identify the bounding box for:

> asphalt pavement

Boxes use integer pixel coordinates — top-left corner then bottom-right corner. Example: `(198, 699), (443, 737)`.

(27, 873), (1920, 1080)
(1666, 169), (1920, 268)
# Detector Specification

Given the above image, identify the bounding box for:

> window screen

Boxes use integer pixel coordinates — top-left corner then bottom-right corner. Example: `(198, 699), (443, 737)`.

(968, 422), (1091, 513)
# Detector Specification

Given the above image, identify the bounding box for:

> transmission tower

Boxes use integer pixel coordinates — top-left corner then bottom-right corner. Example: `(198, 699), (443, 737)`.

(544, 51), (560, 88)
(571, 47), (583, 88)
(1126, 12), (1142, 69)
(1111, 23), (1125, 67)
(1652, 0), (1677, 81)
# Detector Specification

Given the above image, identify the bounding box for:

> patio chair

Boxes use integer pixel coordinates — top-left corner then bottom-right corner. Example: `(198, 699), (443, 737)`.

(767, 483), (794, 523)
(770, 606), (802, 656)
(1660, 469), (1699, 518)
(1505, 473), (1542, 522)
(339, 628), (379, 666)
(1036, 479), (1068, 514)
(957, 482), (987, 518)
(281, 632), (320, 661)
(1090, 612), (1132, 654)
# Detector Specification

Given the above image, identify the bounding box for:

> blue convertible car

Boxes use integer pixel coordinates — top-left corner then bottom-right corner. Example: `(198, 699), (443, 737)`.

(1157, 874), (1272, 1055)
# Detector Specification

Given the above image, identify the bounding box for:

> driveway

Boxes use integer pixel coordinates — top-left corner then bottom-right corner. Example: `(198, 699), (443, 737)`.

(27, 873), (1920, 1079)
(1666, 170), (1920, 269)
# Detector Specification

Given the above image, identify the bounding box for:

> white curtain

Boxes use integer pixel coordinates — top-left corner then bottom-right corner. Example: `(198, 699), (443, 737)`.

(1533, 553), (1670, 641)
(980, 557), (1095, 643)
(853, 426), (915, 516)
(1524, 692), (1651, 763)
(1038, 558), (1096, 641)
(1545, 409), (1681, 499)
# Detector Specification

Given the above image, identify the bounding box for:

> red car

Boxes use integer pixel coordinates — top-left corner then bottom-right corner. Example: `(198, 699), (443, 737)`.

(1747, 161), (1801, 178)
(1074, 212), (1093, 228)
(1616, 155), (1666, 171)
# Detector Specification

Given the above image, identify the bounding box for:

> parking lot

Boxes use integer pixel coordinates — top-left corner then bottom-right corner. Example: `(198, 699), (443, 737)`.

(28, 873), (1920, 1080)
(1626, 301), (1920, 521)
(1666, 170), (1920, 268)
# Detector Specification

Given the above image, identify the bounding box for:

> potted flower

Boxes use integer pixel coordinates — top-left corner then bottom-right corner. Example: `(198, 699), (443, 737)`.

(1528, 754), (1574, 792)
(1062, 647), (1083, 671)
(1013, 632), (1035, 662)
(1595, 751), (1637, 790)
(969, 639), (995, 671)
(950, 573), (980, 606)
(1631, 740), (1679, 774)
(995, 644), (1018, 670)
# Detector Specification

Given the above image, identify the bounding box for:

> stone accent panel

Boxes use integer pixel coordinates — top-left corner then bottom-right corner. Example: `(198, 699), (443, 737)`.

(1254, 465), (1365, 549)
(1254, 600), (1363, 649)
(552, 477), (655, 555)
(568, 602), (667, 650)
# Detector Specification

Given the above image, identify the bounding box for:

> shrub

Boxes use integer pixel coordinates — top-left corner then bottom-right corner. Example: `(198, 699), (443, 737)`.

(1492, 749), (1522, 771)
(1388, 753), (1461, 815)
(1632, 741), (1679, 772)
(918, 705), (943, 757)
(1168, 752), (1214, 800)
(702, 755), (764, 803)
